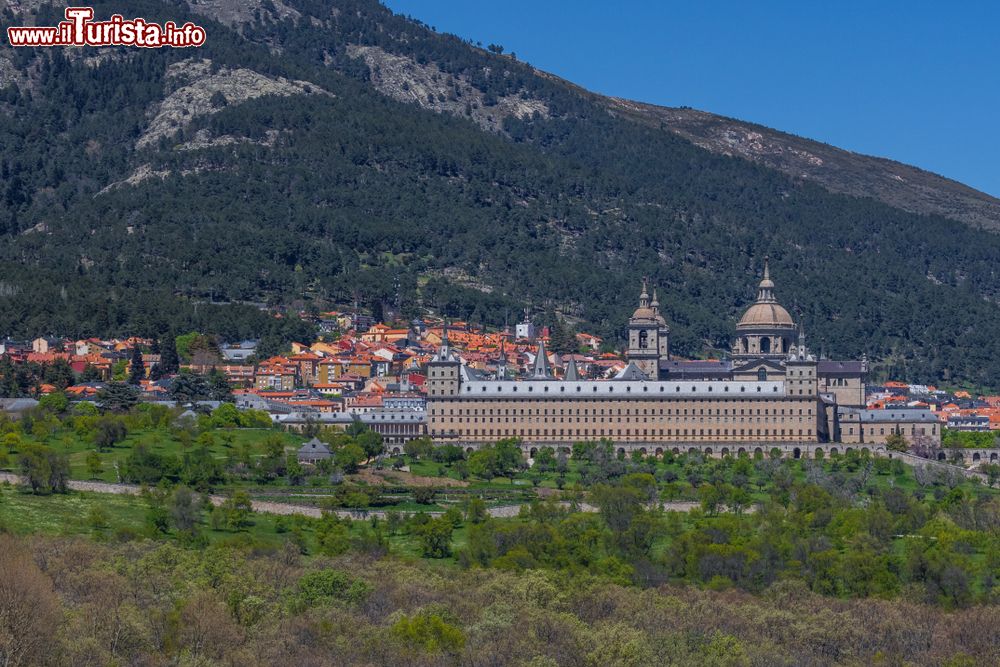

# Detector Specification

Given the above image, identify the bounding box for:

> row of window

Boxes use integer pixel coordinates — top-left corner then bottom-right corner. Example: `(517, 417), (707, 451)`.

(430, 405), (814, 417)
(463, 383), (783, 395)
(846, 425), (935, 435)
(431, 427), (815, 439)
(435, 415), (811, 425)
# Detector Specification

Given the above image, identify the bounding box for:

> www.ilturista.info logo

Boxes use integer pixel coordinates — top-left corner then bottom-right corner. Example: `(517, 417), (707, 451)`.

(6, 7), (206, 47)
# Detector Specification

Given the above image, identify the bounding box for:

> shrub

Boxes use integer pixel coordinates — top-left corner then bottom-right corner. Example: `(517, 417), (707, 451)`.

(391, 610), (465, 653)
(297, 569), (371, 606)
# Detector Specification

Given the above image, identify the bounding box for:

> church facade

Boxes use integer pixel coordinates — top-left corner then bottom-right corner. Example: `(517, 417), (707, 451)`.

(426, 263), (940, 451)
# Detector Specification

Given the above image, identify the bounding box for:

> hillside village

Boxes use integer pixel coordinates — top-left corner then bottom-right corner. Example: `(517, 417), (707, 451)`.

(2, 309), (999, 457)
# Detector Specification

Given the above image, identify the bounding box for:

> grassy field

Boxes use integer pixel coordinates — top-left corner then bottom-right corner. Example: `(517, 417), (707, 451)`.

(0, 481), (472, 559)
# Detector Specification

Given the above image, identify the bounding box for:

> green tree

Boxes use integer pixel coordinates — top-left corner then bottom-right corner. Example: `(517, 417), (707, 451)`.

(159, 333), (180, 375)
(222, 490), (253, 530)
(404, 436), (434, 460)
(37, 391), (69, 414)
(92, 416), (127, 451)
(127, 345), (144, 385)
(356, 430), (384, 460)
(169, 486), (201, 534)
(96, 382), (139, 413)
(207, 367), (233, 402)
(415, 516), (454, 558)
(335, 443), (366, 474)
(18, 444), (69, 494)
(169, 373), (211, 402)
(85, 449), (102, 479)
(885, 432), (909, 452)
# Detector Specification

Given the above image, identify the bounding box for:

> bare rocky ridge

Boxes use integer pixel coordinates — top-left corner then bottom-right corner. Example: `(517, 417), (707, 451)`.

(346, 44), (549, 134)
(183, 0), (301, 28)
(0, 54), (21, 89)
(605, 99), (1000, 231)
(136, 58), (331, 149)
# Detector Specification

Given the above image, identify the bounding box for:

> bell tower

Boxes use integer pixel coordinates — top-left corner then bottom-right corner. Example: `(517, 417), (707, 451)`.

(627, 278), (668, 379)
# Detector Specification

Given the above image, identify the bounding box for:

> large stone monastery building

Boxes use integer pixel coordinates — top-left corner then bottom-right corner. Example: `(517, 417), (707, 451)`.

(427, 263), (940, 451)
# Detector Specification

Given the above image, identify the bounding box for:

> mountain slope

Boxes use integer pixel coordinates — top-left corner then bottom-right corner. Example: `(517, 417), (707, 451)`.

(1, 0), (1000, 386)
(604, 99), (1000, 231)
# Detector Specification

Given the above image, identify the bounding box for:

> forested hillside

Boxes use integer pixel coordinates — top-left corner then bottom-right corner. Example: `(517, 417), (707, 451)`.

(2, 0), (1000, 384)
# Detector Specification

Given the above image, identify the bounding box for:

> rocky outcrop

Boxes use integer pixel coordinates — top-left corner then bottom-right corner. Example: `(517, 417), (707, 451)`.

(136, 59), (331, 149)
(184, 0), (301, 27)
(346, 44), (549, 134)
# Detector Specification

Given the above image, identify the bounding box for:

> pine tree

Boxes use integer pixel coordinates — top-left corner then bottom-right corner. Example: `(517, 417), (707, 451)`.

(549, 319), (577, 356)
(127, 346), (145, 385)
(207, 367), (234, 402)
(159, 334), (179, 375)
(96, 382), (139, 413)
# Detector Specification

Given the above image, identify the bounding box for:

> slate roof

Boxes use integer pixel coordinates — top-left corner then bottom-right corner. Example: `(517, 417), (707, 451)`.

(817, 360), (865, 376)
(297, 437), (332, 462)
(838, 407), (938, 423)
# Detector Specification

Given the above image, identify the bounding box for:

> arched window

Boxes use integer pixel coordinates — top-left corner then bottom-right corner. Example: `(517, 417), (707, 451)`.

(760, 337), (771, 354)
(758, 368), (767, 381)
(639, 330), (648, 349)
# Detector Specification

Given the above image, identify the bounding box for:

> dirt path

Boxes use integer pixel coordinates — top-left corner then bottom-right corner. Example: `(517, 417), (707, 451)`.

(0, 472), (746, 519)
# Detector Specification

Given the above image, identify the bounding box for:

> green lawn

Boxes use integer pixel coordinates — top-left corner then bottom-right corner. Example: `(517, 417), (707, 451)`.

(0, 482), (471, 561)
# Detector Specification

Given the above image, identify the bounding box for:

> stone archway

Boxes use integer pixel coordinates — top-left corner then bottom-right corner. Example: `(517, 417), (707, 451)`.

(655, 447), (664, 457)
(529, 447), (538, 459)
(793, 447), (801, 459)
(829, 447), (838, 456)
(814, 448), (823, 459)
(753, 447), (763, 459)
(617, 448), (626, 457)
(973, 453), (981, 462)
(391, 447), (401, 455)
(937, 452), (946, 461)
(466, 447), (475, 454)
(721, 447), (730, 458)
(704, 447), (713, 457)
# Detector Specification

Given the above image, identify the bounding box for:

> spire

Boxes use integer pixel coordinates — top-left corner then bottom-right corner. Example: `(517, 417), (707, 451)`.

(435, 320), (451, 361)
(756, 256), (776, 303)
(564, 357), (579, 381)
(531, 339), (552, 379)
(497, 339), (508, 380)
(650, 287), (659, 312)
(639, 277), (649, 309)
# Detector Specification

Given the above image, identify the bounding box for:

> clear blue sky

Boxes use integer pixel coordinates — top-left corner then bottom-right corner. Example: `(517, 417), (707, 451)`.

(384, 1), (999, 197)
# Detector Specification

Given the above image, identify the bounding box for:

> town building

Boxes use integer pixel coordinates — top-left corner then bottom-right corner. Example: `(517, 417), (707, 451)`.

(426, 262), (940, 452)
